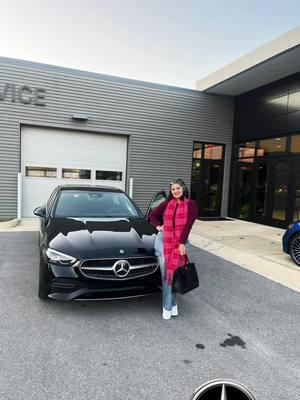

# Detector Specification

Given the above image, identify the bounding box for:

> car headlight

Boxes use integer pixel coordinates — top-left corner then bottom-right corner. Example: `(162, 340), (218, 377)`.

(45, 248), (77, 265)
(288, 223), (294, 229)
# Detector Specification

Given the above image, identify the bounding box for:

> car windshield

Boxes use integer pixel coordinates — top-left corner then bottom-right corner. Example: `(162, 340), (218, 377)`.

(54, 190), (140, 218)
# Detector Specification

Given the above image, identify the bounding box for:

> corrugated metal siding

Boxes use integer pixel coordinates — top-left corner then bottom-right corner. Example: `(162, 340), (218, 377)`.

(0, 58), (234, 217)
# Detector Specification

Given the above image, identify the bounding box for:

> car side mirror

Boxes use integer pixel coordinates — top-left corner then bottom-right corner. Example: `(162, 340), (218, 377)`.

(34, 206), (47, 218)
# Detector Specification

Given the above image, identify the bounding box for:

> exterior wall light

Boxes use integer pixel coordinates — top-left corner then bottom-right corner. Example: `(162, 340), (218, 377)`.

(72, 113), (88, 121)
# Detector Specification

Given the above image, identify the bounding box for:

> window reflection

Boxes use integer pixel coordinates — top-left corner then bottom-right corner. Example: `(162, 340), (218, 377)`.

(191, 160), (201, 182)
(235, 132), (300, 225)
(293, 158), (300, 221)
(26, 166), (57, 178)
(255, 163), (267, 216)
(204, 144), (223, 160)
(202, 164), (220, 212)
(238, 158), (254, 163)
(272, 163), (289, 221)
(190, 160), (201, 204)
(96, 171), (122, 181)
(238, 146), (255, 158)
(62, 169), (91, 179)
(191, 142), (225, 217)
(237, 165), (253, 218)
(268, 95), (288, 108)
(288, 91), (300, 113)
(291, 134), (300, 153)
(237, 142), (255, 163)
(193, 143), (202, 159)
(257, 137), (286, 156)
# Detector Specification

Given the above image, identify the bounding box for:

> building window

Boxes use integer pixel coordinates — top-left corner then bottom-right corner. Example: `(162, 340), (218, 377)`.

(193, 143), (202, 159)
(26, 166), (57, 178)
(256, 137), (286, 156)
(204, 144), (223, 160)
(96, 171), (122, 181)
(290, 134), (300, 153)
(62, 169), (91, 179)
(237, 142), (255, 163)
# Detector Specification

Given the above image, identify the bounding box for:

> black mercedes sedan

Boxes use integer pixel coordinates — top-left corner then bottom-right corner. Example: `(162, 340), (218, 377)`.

(34, 185), (164, 301)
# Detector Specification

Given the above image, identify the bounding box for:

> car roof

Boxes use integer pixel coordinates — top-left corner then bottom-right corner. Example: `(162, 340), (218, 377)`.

(57, 184), (123, 193)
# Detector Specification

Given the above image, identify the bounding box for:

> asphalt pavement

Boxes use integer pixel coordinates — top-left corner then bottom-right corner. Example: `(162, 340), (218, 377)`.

(0, 231), (300, 400)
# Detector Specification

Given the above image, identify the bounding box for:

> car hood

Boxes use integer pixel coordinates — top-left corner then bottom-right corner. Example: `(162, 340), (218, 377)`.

(46, 217), (157, 259)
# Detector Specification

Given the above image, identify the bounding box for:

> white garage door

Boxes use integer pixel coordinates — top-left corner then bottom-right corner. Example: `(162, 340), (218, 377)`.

(21, 126), (128, 217)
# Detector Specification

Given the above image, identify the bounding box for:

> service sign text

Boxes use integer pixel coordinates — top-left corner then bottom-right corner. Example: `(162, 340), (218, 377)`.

(0, 83), (46, 106)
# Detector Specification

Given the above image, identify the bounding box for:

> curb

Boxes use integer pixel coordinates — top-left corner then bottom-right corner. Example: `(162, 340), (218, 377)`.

(189, 232), (300, 294)
(0, 218), (20, 229)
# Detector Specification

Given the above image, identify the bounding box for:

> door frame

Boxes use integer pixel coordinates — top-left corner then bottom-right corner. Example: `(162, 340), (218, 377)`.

(190, 142), (226, 218)
(198, 159), (224, 217)
(238, 156), (297, 228)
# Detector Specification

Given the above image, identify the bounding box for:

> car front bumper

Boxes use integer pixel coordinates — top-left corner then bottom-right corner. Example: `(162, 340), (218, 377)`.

(48, 281), (161, 301)
(46, 260), (162, 301)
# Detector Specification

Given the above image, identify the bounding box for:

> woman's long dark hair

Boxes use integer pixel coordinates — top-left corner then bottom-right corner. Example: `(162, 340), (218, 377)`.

(167, 178), (189, 201)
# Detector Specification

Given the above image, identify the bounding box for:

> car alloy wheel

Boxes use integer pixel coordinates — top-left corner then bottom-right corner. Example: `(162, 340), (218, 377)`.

(290, 233), (300, 266)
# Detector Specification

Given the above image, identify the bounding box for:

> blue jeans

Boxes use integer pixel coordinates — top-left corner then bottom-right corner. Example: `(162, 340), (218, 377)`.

(154, 232), (176, 311)
(154, 232), (190, 311)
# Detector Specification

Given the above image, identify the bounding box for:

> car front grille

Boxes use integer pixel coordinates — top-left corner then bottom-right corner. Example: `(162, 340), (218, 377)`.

(79, 257), (158, 280)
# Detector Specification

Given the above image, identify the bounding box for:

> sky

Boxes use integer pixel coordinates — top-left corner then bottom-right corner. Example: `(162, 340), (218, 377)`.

(1, 0), (300, 89)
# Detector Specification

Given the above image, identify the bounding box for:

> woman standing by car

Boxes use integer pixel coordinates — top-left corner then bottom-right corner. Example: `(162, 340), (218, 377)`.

(149, 179), (198, 320)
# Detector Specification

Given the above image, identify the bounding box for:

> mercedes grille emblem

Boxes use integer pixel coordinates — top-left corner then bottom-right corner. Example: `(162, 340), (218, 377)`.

(191, 379), (256, 400)
(113, 260), (131, 278)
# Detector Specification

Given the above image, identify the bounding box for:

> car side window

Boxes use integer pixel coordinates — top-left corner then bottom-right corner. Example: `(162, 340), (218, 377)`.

(151, 193), (166, 209)
(145, 191), (167, 219)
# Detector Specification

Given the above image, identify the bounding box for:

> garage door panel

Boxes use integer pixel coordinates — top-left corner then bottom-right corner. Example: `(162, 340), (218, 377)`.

(22, 178), (60, 216)
(21, 127), (127, 217)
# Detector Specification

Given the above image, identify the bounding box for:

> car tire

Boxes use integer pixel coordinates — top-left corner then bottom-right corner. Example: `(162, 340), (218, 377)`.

(289, 233), (300, 267)
(39, 259), (50, 300)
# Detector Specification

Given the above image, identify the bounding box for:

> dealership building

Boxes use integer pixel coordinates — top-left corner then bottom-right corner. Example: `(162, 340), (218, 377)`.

(0, 26), (299, 227)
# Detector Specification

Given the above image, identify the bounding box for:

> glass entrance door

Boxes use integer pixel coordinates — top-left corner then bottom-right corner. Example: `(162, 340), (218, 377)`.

(200, 161), (223, 217)
(269, 160), (290, 223)
(253, 158), (291, 227)
(236, 157), (300, 227)
(191, 142), (225, 218)
(291, 157), (300, 222)
(236, 164), (254, 219)
(233, 136), (300, 227)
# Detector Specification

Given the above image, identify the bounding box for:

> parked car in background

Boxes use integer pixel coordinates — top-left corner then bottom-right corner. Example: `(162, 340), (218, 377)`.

(282, 220), (300, 266)
(34, 185), (164, 300)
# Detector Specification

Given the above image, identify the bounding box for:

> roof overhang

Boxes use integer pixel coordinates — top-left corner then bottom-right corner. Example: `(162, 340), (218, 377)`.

(196, 26), (300, 96)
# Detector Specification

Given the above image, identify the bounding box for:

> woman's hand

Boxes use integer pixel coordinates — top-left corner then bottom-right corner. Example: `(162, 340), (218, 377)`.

(156, 225), (164, 232)
(178, 243), (186, 256)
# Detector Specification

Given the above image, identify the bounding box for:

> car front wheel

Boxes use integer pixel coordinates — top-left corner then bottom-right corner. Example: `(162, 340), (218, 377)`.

(290, 233), (300, 266)
(39, 259), (50, 300)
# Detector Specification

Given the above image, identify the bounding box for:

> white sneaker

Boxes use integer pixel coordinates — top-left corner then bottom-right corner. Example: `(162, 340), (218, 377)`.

(162, 307), (171, 320)
(171, 305), (178, 317)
